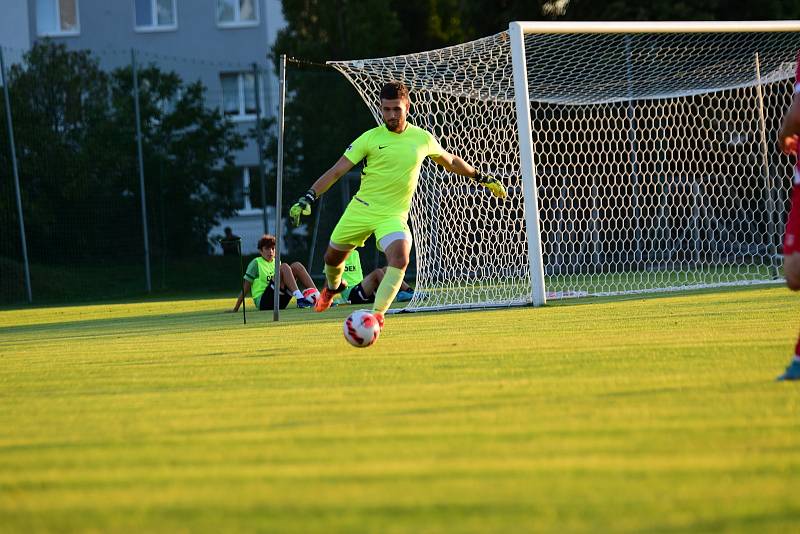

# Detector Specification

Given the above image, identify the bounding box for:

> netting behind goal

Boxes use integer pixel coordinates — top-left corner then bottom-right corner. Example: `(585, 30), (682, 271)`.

(329, 26), (800, 312)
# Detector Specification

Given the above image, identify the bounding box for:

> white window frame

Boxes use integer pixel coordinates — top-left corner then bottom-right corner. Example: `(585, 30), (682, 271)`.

(133, 0), (178, 33)
(238, 166), (263, 215)
(220, 71), (264, 121)
(36, 0), (81, 37)
(216, 0), (260, 29)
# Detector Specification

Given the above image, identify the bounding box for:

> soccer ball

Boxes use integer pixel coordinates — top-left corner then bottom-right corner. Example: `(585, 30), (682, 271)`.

(343, 310), (381, 348)
(302, 288), (319, 305)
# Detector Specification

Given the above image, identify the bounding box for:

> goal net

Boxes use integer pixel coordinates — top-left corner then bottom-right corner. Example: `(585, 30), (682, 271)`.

(328, 21), (800, 312)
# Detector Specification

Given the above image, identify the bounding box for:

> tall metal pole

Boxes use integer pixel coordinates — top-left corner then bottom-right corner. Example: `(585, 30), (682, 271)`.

(252, 62), (268, 234)
(1, 47), (32, 303)
(131, 49), (152, 293)
(273, 54), (287, 321)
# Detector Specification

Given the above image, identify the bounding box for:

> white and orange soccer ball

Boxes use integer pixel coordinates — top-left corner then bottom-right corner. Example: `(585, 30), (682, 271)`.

(302, 288), (320, 305)
(343, 310), (381, 348)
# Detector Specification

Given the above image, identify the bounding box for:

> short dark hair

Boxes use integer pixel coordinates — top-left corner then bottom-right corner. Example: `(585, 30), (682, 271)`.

(380, 81), (409, 101)
(257, 234), (276, 250)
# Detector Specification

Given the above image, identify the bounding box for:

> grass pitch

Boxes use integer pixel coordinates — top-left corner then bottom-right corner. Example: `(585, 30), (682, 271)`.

(1, 287), (799, 532)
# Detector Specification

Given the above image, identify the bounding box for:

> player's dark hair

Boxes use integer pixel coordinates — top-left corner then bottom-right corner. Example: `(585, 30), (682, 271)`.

(380, 80), (409, 101)
(257, 234), (276, 250)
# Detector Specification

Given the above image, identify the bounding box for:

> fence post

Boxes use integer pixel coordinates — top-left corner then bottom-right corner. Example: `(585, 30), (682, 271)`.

(1, 47), (33, 304)
(273, 54), (287, 322)
(131, 49), (152, 293)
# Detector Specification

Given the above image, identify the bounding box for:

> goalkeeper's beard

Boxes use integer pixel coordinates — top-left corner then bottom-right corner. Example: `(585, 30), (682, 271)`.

(385, 118), (403, 132)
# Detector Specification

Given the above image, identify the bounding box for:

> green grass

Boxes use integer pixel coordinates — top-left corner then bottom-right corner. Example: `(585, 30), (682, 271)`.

(1, 287), (799, 532)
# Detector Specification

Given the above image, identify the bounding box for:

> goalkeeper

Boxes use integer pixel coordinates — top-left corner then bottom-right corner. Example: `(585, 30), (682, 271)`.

(289, 80), (506, 330)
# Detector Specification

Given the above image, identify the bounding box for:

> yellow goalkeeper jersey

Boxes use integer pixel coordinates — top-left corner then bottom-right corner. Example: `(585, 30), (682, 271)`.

(343, 123), (444, 217)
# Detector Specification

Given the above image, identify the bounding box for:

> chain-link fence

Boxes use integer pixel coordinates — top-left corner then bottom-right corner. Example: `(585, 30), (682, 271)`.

(1, 43), (420, 306)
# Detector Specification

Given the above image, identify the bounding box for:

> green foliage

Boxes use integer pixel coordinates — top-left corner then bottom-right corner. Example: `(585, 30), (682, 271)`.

(0, 42), (123, 262)
(110, 64), (245, 256)
(0, 41), (244, 262)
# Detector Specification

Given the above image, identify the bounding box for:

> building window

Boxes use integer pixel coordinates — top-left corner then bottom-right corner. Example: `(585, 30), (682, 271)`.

(234, 166), (264, 212)
(134, 0), (177, 31)
(217, 0), (259, 27)
(220, 72), (263, 119)
(36, 0), (80, 36)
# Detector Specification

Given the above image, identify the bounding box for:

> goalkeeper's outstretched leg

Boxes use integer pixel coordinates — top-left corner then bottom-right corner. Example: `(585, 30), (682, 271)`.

(314, 246), (351, 313)
(370, 238), (410, 327)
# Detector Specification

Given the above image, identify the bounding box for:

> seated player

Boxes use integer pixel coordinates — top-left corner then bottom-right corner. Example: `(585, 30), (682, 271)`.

(334, 248), (416, 305)
(231, 234), (320, 312)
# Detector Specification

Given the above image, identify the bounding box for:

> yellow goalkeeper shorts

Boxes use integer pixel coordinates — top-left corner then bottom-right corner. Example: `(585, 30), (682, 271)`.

(329, 197), (411, 251)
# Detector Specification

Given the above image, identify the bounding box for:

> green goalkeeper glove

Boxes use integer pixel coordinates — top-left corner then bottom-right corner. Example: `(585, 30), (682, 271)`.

(473, 170), (507, 199)
(289, 188), (317, 226)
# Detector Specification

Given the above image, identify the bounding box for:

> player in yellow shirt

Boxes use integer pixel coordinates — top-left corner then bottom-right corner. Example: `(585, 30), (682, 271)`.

(230, 234), (319, 312)
(332, 248), (416, 305)
(289, 81), (506, 329)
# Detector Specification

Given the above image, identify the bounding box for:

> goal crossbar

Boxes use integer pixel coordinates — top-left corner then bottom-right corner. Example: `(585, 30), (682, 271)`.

(512, 20), (800, 35)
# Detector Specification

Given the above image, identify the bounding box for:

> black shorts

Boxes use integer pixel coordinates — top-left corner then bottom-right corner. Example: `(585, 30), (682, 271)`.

(259, 282), (292, 310)
(347, 283), (374, 305)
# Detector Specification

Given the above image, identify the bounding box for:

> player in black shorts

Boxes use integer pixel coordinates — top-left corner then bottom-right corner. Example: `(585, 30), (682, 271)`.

(346, 267), (415, 305)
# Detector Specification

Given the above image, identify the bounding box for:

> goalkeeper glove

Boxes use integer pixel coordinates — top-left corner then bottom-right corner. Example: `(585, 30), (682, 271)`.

(473, 170), (507, 199)
(289, 188), (317, 226)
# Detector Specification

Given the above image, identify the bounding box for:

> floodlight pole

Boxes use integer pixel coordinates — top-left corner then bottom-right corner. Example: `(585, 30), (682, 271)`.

(1, 47), (32, 303)
(273, 54), (287, 322)
(131, 49), (152, 293)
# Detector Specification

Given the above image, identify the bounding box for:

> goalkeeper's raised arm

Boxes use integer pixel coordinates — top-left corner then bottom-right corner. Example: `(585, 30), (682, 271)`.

(289, 156), (355, 226)
(430, 153), (507, 199)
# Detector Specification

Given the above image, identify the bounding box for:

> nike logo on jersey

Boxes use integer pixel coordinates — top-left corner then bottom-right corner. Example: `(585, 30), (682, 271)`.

(378, 145), (388, 149)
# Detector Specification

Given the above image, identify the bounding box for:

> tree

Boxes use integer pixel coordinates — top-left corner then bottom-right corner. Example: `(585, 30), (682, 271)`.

(0, 41), (244, 262)
(110, 63), (245, 256)
(269, 2), (396, 234)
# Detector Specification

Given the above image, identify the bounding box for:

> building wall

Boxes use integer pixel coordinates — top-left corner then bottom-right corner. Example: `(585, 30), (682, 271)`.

(0, 0), (31, 63)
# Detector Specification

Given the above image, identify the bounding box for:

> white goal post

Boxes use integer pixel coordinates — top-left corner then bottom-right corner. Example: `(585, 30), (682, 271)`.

(328, 21), (800, 312)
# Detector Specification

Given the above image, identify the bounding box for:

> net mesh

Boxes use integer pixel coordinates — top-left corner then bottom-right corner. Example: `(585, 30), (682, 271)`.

(329, 28), (800, 311)
(0, 45), (259, 304)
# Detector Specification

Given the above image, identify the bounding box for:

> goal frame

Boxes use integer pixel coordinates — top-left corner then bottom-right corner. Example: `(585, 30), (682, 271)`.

(510, 20), (800, 307)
